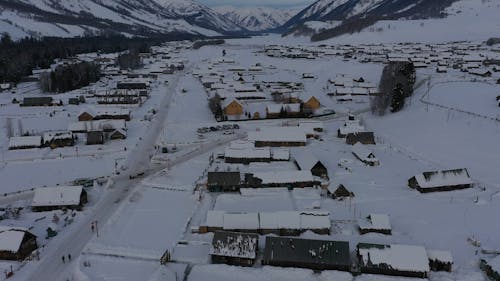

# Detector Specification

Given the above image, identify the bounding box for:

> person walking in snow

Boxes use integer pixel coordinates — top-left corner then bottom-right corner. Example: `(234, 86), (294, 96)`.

(68, 254), (71, 262)
(62, 256), (65, 263)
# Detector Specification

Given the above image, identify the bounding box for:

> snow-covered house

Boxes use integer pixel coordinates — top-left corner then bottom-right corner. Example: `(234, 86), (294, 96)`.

(263, 236), (351, 271)
(357, 243), (430, 278)
(210, 231), (258, 267)
(359, 214), (392, 235)
(31, 186), (88, 212)
(0, 227), (37, 261)
(249, 127), (307, 147)
(352, 143), (379, 166)
(8, 136), (42, 150)
(293, 150), (328, 178)
(408, 168), (473, 193)
(328, 184), (354, 200)
(222, 98), (244, 116)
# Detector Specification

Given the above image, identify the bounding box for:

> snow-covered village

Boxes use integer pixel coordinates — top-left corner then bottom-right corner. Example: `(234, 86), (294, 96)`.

(0, 0), (500, 280)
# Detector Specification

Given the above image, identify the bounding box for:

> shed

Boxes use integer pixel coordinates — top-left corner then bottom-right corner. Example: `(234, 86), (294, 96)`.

(263, 237), (351, 271)
(210, 231), (258, 267)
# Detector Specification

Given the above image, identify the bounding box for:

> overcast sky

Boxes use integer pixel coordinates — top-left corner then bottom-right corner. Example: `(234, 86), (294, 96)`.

(198, 0), (313, 8)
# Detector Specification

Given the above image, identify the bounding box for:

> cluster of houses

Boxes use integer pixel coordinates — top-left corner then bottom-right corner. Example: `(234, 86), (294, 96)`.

(264, 42), (500, 80)
(207, 124), (329, 192)
(9, 107), (129, 149)
(208, 230), (453, 278)
(194, 58), (327, 121)
(327, 74), (379, 103)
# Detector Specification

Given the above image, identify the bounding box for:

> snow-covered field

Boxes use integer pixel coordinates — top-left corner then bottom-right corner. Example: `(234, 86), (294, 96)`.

(1, 15), (500, 281)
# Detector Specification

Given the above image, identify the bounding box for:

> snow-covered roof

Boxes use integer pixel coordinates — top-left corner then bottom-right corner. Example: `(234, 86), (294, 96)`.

(68, 120), (126, 132)
(359, 214), (391, 231)
(298, 121), (323, 134)
(8, 136), (42, 149)
(413, 168), (473, 189)
(216, 90), (266, 100)
(358, 244), (430, 273)
(223, 213), (259, 230)
(210, 231), (258, 259)
(427, 250), (453, 263)
(0, 226), (31, 253)
(272, 148), (290, 160)
(266, 103), (301, 114)
(32, 186), (84, 207)
(293, 150), (322, 172)
(225, 146), (270, 159)
(487, 255), (500, 273)
(206, 210), (225, 228)
(205, 211), (330, 231)
(43, 131), (73, 141)
(252, 170), (314, 185)
(352, 143), (377, 161)
(81, 108), (130, 117)
(339, 122), (365, 136)
(248, 127), (307, 143)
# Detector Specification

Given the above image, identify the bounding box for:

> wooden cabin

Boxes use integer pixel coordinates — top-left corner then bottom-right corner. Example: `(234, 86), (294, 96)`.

(0, 227), (37, 261)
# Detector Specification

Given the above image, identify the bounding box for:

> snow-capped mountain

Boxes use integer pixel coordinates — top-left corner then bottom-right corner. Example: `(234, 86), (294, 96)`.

(0, 0), (242, 39)
(282, 0), (459, 33)
(214, 6), (297, 32)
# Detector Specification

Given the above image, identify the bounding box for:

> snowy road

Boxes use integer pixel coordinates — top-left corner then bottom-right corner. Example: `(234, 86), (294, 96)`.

(14, 72), (185, 281)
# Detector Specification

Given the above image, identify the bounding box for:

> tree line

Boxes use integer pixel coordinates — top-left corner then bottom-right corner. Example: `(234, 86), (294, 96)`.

(39, 62), (101, 93)
(0, 33), (163, 84)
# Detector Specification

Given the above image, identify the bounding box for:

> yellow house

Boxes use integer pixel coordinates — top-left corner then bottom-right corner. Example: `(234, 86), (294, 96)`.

(223, 99), (244, 116)
(304, 96), (321, 110)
